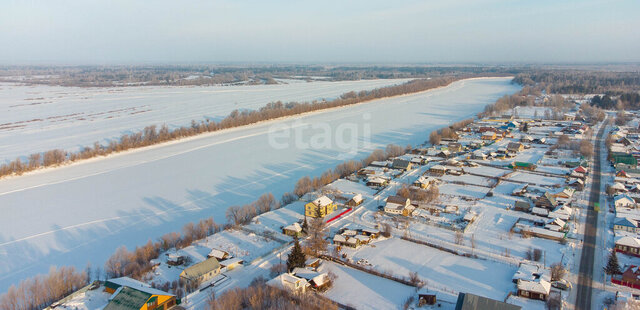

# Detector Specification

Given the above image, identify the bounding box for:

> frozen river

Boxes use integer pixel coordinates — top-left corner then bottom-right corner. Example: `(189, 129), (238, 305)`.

(0, 77), (520, 292)
(0, 78), (410, 163)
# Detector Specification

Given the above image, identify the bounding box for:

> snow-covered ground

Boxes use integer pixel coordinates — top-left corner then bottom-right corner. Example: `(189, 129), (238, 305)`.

(343, 237), (517, 301)
(0, 79), (411, 163)
(0, 77), (519, 292)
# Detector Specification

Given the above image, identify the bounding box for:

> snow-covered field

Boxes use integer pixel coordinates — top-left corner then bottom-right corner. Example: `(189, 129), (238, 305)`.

(347, 238), (517, 301)
(0, 79), (411, 163)
(0, 77), (520, 292)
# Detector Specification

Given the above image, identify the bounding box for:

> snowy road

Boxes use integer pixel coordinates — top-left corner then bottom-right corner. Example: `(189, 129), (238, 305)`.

(0, 77), (520, 292)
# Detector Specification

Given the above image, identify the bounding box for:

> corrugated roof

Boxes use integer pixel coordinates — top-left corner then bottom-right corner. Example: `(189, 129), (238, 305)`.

(104, 287), (152, 310)
(181, 257), (220, 280)
(454, 292), (521, 310)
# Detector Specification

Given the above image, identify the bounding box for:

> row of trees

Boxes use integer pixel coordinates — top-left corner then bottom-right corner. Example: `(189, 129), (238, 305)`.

(0, 266), (87, 310)
(225, 193), (280, 226)
(0, 77), (458, 180)
(290, 144), (406, 200)
(428, 118), (473, 145)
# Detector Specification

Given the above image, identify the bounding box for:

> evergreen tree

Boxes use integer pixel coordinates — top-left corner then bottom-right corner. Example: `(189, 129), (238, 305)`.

(522, 122), (529, 133)
(302, 217), (308, 233)
(286, 236), (306, 271)
(604, 250), (622, 275)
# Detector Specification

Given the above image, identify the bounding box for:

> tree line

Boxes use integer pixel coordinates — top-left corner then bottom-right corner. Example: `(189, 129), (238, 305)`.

(0, 77), (462, 180)
(514, 70), (640, 94)
(0, 266), (87, 310)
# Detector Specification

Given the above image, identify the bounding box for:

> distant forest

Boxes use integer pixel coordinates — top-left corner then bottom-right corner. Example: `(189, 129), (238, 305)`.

(0, 65), (515, 87)
(513, 70), (640, 111)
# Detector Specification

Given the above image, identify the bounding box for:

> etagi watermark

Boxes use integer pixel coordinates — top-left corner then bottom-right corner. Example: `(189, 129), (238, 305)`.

(268, 113), (372, 154)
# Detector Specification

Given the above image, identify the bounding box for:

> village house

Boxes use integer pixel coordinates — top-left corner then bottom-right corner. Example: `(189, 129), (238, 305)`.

(429, 164), (448, 176)
(180, 257), (221, 287)
(166, 252), (185, 266)
(208, 248), (229, 261)
(548, 205), (572, 221)
(455, 292), (522, 310)
(366, 176), (388, 188)
(437, 150), (451, 158)
(610, 182), (629, 195)
(511, 184), (529, 197)
(563, 113), (576, 121)
(574, 165), (588, 175)
(615, 236), (640, 257)
(482, 131), (497, 141)
(613, 265), (640, 289)
(267, 273), (309, 293)
(305, 195), (337, 218)
(104, 286), (177, 310)
(614, 217), (640, 233)
(392, 159), (412, 171)
(615, 194), (636, 208)
(448, 142), (463, 153)
(472, 150), (487, 160)
(531, 207), (549, 217)
(220, 257), (243, 271)
(507, 142), (524, 153)
(535, 192), (559, 210)
(517, 279), (551, 301)
(345, 193), (364, 207)
(545, 218), (567, 232)
(568, 178), (585, 191)
(417, 289), (437, 306)
(509, 161), (537, 171)
(513, 201), (532, 212)
(305, 257), (322, 270)
(292, 268), (331, 291)
(521, 135), (534, 143)
(414, 175), (437, 189)
(552, 187), (575, 199)
(332, 234), (361, 248)
(283, 222), (303, 237)
(384, 196), (414, 216)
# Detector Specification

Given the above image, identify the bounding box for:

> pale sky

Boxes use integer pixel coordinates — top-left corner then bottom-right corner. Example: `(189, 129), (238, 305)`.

(1, 0), (639, 65)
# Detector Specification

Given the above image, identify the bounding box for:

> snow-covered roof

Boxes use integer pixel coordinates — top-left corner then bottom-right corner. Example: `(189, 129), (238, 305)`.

(616, 236), (640, 248)
(615, 216), (638, 228)
(343, 229), (357, 236)
(208, 249), (228, 259)
(350, 193), (363, 204)
(611, 182), (628, 191)
(517, 279), (551, 295)
(220, 257), (244, 267)
(284, 222), (302, 232)
(430, 164), (447, 170)
(615, 194), (635, 204)
(106, 277), (174, 297)
(311, 195), (333, 207)
(333, 234), (346, 243)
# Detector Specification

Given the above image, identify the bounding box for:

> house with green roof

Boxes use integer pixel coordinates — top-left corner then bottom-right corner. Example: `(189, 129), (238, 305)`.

(508, 161), (537, 171)
(104, 286), (176, 310)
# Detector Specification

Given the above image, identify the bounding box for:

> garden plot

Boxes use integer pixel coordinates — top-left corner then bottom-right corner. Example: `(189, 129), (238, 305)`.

(464, 165), (510, 178)
(438, 183), (490, 199)
(343, 238), (517, 301)
(321, 261), (415, 310)
(440, 174), (493, 187)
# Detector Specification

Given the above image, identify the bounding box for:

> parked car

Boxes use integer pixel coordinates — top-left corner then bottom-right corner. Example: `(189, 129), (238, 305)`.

(552, 279), (572, 290)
